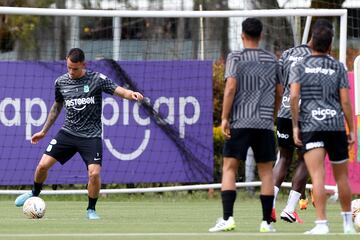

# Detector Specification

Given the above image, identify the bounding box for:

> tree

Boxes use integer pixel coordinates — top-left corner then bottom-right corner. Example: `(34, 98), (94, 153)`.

(192, 0), (229, 60)
(249, 0), (294, 55)
(54, 0), (67, 60)
(2, 0), (55, 60)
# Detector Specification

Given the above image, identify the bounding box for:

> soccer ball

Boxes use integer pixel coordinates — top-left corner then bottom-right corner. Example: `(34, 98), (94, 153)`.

(354, 213), (360, 232)
(352, 199), (360, 212)
(352, 199), (360, 219)
(352, 199), (360, 232)
(22, 197), (46, 219)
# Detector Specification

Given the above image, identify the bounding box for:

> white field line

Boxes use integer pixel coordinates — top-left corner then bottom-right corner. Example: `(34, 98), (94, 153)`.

(0, 232), (354, 237)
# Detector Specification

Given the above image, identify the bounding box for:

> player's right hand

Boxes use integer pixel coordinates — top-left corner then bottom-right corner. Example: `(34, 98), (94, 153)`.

(292, 127), (303, 147)
(348, 131), (355, 146)
(31, 131), (46, 144)
(221, 119), (231, 139)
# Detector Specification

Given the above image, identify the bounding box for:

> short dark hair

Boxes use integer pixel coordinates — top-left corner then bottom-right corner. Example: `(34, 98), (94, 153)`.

(242, 18), (262, 39)
(311, 26), (333, 53)
(312, 19), (333, 34)
(67, 48), (85, 62)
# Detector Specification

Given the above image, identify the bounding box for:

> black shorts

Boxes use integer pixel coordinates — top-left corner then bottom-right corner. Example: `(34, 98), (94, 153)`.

(44, 130), (103, 166)
(276, 117), (295, 150)
(223, 128), (277, 163)
(300, 131), (348, 163)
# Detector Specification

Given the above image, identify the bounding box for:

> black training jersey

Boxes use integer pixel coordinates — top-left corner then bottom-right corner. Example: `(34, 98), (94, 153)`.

(289, 55), (349, 132)
(224, 48), (281, 130)
(278, 44), (312, 119)
(55, 70), (118, 138)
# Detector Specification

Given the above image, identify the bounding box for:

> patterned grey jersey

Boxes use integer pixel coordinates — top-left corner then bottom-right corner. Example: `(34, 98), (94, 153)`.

(278, 44), (312, 119)
(224, 49), (281, 130)
(55, 70), (118, 138)
(290, 55), (349, 132)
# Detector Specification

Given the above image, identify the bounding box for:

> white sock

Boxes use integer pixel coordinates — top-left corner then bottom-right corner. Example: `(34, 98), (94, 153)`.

(315, 219), (328, 226)
(273, 186), (279, 208)
(341, 212), (354, 229)
(284, 190), (301, 213)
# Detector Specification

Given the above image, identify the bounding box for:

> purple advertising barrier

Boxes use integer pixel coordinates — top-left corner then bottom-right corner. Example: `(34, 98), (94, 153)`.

(0, 60), (213, 185)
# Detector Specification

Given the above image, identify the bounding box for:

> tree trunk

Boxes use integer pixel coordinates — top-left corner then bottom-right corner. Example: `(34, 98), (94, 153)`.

(193, 0), (229, 60)
(54, 0), (67, 60)
(249, 0), (294, 56)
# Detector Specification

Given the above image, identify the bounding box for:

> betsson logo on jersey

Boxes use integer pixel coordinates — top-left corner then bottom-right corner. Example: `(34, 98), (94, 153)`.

(305, 67), (335, 75)
(311, 108), (337, 121)
(65, 96), (95, 111)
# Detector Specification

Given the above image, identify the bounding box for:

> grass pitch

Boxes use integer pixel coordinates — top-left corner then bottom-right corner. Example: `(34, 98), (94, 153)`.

(0, 191), (358, 240)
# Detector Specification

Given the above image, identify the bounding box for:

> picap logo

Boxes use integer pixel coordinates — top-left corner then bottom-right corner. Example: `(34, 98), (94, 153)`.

(281, 95), (290, 108)
(0, 95), (201, 161)
(281, 95), (301, 108)
(311, 108), (337, 121)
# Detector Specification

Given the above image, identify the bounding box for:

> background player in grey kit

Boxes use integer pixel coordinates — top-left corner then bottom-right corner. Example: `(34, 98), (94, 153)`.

(290, 25), (356, 234)
(209, 18), (283, 233)
(14, 48), (143, 220)
(272, 19), (333, 224)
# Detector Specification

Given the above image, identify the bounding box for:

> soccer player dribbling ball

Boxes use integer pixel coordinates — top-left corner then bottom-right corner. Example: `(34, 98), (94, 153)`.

(15, 48), (143, 220)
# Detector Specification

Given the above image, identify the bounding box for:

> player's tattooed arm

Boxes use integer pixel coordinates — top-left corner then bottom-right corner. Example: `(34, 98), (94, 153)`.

(113, 86), (143, 101)
(31, 101), (63, 144)
(41, 101), (63, 134)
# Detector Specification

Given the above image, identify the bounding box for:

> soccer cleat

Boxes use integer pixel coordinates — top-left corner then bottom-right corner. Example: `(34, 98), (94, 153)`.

(299, 198), (308, 210)
(304, 222), (329, 234)
(271, 208), (277, 222)
(86, 209), (100, 220)
(280, 210), (303, 224)
(259, 220), (276, 233)
(344, 225), (357, 234)
(208, 217), (236, 232)
(15, 192), (33, 207)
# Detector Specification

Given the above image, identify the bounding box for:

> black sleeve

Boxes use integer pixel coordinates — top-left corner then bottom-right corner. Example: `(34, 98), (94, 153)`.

(54, 79), (64, 102)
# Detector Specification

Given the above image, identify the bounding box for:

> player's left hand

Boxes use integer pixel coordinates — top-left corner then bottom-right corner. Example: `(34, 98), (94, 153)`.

(131, 91), (143, 101)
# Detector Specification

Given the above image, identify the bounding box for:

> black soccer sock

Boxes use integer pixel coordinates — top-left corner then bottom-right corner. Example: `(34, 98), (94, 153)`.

(221, 190), (237, 220)
(260, 194), (274, 224)
(32, 182), (43, 196)
(87, 197), (98, 211)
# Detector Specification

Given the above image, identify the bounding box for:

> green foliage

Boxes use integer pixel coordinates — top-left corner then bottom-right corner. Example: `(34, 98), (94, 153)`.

(212, 59), (225, 126)
(213, 126), (224, 153)
(4, 0), (55, 51)
(213, 126), (224, 181)
(212, 60), (226, 181)
(213, 59), (225, 182)
(0, 23), (14, 52)
(8, 16), (38, 40)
